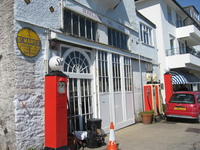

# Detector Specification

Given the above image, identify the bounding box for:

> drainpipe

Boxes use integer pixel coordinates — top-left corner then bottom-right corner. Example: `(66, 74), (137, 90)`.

(137, 41), (144, 111)
(44, 30), (50, 75)
(139, 53), (144, 111)
(60, 0), (64, 30)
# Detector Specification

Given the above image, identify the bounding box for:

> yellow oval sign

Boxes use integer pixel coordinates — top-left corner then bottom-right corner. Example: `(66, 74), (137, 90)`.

(16, 28), (41, 57)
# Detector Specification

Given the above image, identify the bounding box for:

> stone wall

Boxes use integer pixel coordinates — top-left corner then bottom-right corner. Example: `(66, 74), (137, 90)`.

(0, 0), (16, 150)
(13, 0), (60, 148)
(14, 56), (45, 150)
(0, 0), (51, 149)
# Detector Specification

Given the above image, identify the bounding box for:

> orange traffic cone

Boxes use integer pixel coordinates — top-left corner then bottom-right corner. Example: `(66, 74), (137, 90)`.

(106, 122), (118, 150)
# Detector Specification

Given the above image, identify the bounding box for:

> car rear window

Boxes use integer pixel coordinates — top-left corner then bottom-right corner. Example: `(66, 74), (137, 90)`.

(169, 94), (195, 104)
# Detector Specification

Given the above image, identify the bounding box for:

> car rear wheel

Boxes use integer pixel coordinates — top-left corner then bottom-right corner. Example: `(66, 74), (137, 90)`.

(166, 116), (172, 121)
(196, 114), (200, 123)
(197, 114), (200, 123)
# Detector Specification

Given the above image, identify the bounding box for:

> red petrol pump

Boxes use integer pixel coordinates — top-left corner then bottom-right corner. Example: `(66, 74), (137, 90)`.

(44, 56), (69, 150)
(143, 84), (163, 115)
(143, 73), (164, 117)
(164, 73), (173, 104)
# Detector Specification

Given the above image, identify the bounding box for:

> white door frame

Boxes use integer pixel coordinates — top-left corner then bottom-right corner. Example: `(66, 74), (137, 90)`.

(61, 45), (96, 131)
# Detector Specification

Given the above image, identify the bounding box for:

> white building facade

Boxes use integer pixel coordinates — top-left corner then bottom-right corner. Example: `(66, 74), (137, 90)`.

(136, 0), (200, 99)
(0, 0), (159, 149)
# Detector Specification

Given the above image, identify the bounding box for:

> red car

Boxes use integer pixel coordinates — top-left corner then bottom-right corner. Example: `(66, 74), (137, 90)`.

(166, 91), (200, 122)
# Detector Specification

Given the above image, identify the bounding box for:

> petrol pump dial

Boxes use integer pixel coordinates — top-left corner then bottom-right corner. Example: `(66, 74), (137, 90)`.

(58, 81), (66, 93)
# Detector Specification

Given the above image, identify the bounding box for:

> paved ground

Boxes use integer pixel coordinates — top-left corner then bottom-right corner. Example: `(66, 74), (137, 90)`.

(83, 119), (200, 150)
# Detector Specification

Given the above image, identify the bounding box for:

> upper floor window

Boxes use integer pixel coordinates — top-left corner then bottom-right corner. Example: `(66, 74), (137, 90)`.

(63, 9), (97, 41)
(193, 11), (200, 22)
(170, 35), (175, 50)
(140, 23), (153, 46)
(176, 14), (183, 27)
(108, 28), (128, 50)
(167, 6), (172, 23)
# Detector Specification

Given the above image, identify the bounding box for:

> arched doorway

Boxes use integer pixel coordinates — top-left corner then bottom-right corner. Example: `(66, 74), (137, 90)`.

(62, 47), (94, 131)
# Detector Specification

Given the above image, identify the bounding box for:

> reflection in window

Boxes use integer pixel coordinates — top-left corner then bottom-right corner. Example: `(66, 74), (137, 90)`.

(108, 28), (128, 50)
(169, 94), (195, 104)
(86, 19), (91, 40)
(176, 13), (183, 27)
(80, 16), (85, 37)
(140, 23), (153, 45)
(170, 35), (175, 54)
(64, 51), (90, 73)
(167, 6), (172, 23)
(64, 9), (71, 33)
(68, 78), (92, 131)
(73, 13), (78, 36)
(63, 9), (97, 41)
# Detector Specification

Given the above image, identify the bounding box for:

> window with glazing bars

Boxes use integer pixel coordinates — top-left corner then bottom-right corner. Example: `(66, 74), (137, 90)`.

(112, 54), (121, 92)
(98, 51), (109, 93)
(140, 23), (153, 46)
(124, 57), (132, 91)
(63, 9), (97, 41)
(108, 28), (128, 50)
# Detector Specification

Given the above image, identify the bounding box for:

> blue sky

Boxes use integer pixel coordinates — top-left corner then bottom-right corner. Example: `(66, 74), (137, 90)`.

(176, 0), (200, 13)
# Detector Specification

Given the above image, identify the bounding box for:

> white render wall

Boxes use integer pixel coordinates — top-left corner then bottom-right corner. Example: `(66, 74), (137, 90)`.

(136, 0), (173, 81)
(135, 0), (183, 102)
(73, 0), (138, 31)
(15, 0), (60, 30)
(134, 11), (159, 117)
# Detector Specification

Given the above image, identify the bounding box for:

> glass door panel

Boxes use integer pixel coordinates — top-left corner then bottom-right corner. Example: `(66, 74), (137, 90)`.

(68, 78), (92, 131)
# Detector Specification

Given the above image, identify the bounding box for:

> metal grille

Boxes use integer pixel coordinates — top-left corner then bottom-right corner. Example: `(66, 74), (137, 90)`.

(112, 54), (121, 92)
(124, 57), (132, 91)
(98, 51), (109, 93)
(64, 51), (90, 73)
(63, 50), (93, 131)
(68, 78), (92, 131)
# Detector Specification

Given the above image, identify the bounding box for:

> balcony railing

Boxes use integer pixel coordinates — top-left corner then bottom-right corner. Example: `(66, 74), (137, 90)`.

(176, 17), (200, 30)
(165, 47), (200, 58)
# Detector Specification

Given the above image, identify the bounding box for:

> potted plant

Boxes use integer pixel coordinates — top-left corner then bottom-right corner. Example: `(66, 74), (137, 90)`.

(139, 110), (154, 124)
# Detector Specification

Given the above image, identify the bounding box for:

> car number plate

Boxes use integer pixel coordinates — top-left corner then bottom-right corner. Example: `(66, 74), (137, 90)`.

(174, 107), (186, 110)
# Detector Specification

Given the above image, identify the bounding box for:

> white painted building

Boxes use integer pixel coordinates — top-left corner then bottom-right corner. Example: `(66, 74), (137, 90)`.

(0, 0), (158, 149)
(136, 0), (200, 99)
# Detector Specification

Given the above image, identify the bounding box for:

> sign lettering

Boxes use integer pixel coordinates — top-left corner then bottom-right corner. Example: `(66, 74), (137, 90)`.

(16, 28), (41, 57)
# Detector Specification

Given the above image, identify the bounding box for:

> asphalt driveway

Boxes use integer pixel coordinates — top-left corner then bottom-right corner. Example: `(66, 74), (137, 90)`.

(84, 119), (200, 150)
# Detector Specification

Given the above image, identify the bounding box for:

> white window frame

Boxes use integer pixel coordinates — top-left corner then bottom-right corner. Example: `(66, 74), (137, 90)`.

(98, 50), (109, 93)
(124, 57), (132, 91)
(170, 35), (175, 55)
(176, 13), (183, 27)
(108, 28), (128, 50)
(63, 9), (97, 41)
(112, 54), (121, 92)
(167, 6), (172, 23)
(140, 23), (153, 46)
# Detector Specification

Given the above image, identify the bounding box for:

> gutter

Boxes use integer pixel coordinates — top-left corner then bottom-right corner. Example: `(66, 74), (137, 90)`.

(172, 0), (200, 26)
